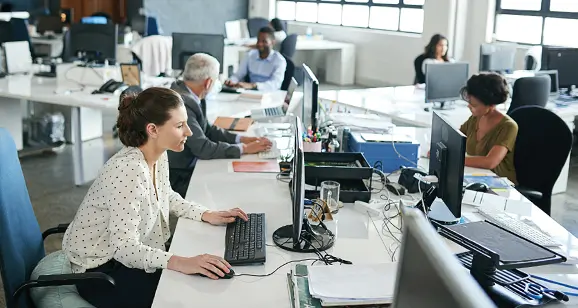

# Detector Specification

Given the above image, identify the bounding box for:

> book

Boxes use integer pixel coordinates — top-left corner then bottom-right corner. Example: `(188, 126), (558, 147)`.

(213, 117), (253, 131)
(232, 161), (280, 173)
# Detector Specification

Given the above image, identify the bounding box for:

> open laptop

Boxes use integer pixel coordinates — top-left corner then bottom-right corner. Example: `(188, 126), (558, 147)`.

(250, 78), (298, 119)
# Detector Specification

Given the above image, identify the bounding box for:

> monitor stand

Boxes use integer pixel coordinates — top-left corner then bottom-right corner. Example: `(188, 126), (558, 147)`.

(414, 185), (460, 225)
(432, 101), (456, 110)
(272, 219), (334, 253)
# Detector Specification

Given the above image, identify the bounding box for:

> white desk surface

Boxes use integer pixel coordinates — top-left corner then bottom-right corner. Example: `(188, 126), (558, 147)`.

(319, 86), (578, 128)
(153, 130), (578, 307)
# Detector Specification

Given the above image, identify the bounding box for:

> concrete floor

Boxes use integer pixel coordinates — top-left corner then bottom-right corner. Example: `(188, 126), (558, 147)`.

(1, 84), (577, 306)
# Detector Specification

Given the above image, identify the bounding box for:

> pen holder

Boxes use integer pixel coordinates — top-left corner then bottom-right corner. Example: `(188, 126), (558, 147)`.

(303, 141), (322, 152)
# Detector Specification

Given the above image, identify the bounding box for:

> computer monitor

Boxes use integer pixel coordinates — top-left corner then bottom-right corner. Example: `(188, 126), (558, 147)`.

(541, 46), (578, 90)
(535, 70), (559, 96)
(423, 111), (466, 224)
(392, 208), (496, 308)
(69, 22), (117, 64)
(172, 33), (224, 73)
(37, 15), (62, 34)
(302, 64), (319, 132)
(479, 43), (517, 73)
(425, 62), (469, 109)
(273, 116), (333, 253)
(80, 16), (107, 24)
(130, 15), (146, 35)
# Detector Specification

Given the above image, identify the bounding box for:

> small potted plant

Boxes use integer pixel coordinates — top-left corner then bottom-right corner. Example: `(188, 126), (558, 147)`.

(279, 153), (293, 175)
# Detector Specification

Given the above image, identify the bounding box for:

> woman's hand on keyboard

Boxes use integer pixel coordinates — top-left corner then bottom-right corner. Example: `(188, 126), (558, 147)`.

(240, 136), (272, 145)
(243, 139), (272, 154)
(168, 254), (231, 279)
(202, 208), (249, 225)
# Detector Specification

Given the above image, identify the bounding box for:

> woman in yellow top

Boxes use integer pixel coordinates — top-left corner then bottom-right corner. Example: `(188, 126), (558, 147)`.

(459, 73), (518, 184)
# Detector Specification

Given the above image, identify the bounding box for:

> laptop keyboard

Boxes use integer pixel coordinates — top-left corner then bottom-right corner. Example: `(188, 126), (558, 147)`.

(264, 107), (284, 117)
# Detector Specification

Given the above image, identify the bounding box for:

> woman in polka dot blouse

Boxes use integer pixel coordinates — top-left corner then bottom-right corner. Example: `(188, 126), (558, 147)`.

(62, 87), (248, 308)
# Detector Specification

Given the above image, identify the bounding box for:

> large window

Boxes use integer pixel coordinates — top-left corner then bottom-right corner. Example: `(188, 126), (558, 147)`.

(495, 0), (578, 46)
(276, 0), (425, 33)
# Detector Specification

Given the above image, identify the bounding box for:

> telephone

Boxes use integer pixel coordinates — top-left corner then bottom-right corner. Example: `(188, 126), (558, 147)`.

(92, 79), (126, 94)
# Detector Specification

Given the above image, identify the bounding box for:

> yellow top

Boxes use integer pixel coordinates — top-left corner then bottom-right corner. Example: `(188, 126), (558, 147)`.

(460, 115), (518, 184)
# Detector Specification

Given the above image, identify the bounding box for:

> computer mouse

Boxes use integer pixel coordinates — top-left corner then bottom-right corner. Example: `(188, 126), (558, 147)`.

(198, 268), (235, 279)
(465, 182), (490, 193)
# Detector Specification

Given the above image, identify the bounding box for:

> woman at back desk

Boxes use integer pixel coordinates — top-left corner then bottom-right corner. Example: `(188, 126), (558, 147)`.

(414, 34), (453, 84)
(459, 73), (518, 184)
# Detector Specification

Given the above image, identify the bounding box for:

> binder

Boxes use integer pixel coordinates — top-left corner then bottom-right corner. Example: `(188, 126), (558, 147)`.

(213, 117), (253, 131)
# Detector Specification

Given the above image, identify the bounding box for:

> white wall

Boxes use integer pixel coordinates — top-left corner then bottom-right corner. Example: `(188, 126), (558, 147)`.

(250, 0), (531, 86)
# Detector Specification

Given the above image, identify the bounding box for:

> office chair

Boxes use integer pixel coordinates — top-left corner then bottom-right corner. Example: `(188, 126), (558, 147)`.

(9, 18), (35, 59)
(280, 34), (297, 59)
(507, 75), (550, 115)
(247, 17), (269, 38)
(281, 54), (295, 91)
(413, 54), (427, 84)
(510, 106), (573, 216)
(0, 128), (114, 308)
(145, 16), (160, 36)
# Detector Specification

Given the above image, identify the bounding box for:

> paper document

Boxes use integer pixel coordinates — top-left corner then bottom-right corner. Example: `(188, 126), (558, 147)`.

(462, 190), (507, 210)
(307, 263), (397, 304)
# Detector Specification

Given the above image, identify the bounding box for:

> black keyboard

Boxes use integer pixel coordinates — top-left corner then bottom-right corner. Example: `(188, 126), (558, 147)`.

(224, 213), (266, 265)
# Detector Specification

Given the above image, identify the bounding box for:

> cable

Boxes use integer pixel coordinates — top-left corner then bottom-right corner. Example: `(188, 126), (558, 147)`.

(530, 275), (578, 297)
(234, 258), (319, 277)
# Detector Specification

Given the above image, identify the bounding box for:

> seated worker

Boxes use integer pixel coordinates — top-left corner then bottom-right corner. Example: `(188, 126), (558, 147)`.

(225, 26), (287, 91)
(63, 87), (249, 308)
(459, 73), (518, 184)
(414, 34), (453, 84)
(169, 53), (272, 197)
(271, 18), (287, 44)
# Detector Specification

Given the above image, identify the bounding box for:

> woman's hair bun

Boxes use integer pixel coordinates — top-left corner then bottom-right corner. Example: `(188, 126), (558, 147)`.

(119, 92), (138, 112)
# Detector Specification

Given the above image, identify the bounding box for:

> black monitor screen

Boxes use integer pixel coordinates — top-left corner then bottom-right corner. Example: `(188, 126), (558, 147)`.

(171, 33), (224, 73)
(291, 118), (304, 246)
(479, 43), (517, 72)
(37, 15), (62, 34)
(302, 64), (319, 132)
(429, 111), (466, 219)
(541, 46), (578, 89)
(69, 23), (117, 62)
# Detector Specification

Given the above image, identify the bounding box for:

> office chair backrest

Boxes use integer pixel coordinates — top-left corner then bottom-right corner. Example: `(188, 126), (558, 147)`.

(413, 54), (427, 84)
(281, 54), (295, 91)
(146, 16), (159, 36)
(507, 75), (550, 115)
(0, 128), (45, 308)
(8, 18), (34, 58)
(247, 17), (269, 38)
(510, 106), (572, 215)
(280, 33), (297, 59)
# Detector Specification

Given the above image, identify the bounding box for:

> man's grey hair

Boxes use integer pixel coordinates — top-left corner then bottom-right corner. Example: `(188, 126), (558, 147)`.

(182, 53), (220, 82)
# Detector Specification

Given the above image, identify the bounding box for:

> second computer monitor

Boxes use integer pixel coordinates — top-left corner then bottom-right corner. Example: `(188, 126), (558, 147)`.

(541, 46), (578, 90)
(479, 43), (517, 73)
(171, 33), (224, 73)
(535, 70), (559, 96)
(428, 111), (466, 223)
(37, 15), (63, 34)
(69, 23), (117, 63)
(425, 62), (469, 105)
(392, 208), (496, 308)
(302, 64), (319, 132)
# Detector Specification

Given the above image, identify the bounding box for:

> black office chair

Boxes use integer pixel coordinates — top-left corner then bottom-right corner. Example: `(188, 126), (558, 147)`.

(247, 17), (269, 38)
(280, 34), (298, 59)
(9, 18), (35, 59)
(281, 55), (295, 91)
(510, 106), (573, 216)
(507, 75), (550, 115)
(413, 54), (427, 84)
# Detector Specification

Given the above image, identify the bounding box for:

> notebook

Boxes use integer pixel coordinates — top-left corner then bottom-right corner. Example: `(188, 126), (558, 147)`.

(213, 117), (253, 132)
(232, 161), (280, 173)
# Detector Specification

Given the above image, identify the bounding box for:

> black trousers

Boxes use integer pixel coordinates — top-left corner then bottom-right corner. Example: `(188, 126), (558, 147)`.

(169, 168), (194, 198)
(76, 259), (161, 308)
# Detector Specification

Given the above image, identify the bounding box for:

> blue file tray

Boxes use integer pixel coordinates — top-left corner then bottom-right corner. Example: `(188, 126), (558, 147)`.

(347, 132), (419, 173)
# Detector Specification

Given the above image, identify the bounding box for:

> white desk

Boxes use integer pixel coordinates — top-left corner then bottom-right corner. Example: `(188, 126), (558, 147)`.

(224, 38), (356, 86)
(318, 86), (577, 194)
(152, 134), (578, 306)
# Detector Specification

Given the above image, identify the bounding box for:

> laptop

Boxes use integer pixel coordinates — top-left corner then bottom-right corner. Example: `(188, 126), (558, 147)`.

(250, 78), (298, 119)
(120, 63), (141, 87)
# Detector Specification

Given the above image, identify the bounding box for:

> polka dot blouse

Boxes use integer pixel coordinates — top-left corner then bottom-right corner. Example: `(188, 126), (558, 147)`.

(63, 147), (209, 273)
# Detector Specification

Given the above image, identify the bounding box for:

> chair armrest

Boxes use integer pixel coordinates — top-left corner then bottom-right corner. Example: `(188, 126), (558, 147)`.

(515, 186), (543, 201)
(13, 272), (115, 303)
(42, 223), (70, 240)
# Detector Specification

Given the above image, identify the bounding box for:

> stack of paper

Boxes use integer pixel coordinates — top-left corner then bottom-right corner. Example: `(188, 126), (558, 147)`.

(307, 263), (397, 306)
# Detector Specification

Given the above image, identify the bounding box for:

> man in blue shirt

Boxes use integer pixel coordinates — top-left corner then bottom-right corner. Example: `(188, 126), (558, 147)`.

(225, 27), (287, 91)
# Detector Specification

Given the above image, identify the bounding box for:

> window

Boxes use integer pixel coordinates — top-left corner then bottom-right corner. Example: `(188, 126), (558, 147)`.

(276, 0), (425, 33)
(495, 0), (578, 46)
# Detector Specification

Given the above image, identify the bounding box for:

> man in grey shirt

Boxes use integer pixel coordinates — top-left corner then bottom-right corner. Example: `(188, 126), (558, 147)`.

(168, 53), (271, 197)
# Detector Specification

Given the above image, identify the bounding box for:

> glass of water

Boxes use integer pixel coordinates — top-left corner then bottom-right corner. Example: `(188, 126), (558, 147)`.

(321, 181), (340, 214)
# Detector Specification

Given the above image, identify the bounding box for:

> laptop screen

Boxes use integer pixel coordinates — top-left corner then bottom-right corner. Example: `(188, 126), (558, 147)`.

(284, 78), (298, 105)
